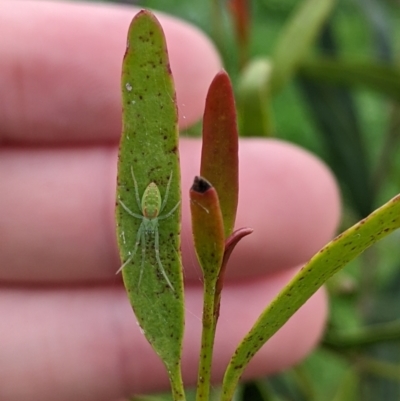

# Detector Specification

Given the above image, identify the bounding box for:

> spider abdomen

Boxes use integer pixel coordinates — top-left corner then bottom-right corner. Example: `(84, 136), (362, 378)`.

(142, 182), (162, 218)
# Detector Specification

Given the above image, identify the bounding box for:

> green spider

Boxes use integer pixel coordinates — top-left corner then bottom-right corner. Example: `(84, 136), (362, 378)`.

(117, 166), (180, 292)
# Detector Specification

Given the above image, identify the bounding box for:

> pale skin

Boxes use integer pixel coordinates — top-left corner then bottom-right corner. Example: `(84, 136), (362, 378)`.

(0, 1), (341, 401)
(117, 167), (180, 291)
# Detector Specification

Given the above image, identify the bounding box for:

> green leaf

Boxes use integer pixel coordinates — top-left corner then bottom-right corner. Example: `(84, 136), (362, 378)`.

(299, 58), (400, 102)
(324, 320), (400, 350)
(221, 194), (400, 401)
(200, 71), (239, 238)
(190, 176), (225, 401)
(237, 58), (274, 137)
(115, 10), (185, 400)
(270, 0), (335, 95)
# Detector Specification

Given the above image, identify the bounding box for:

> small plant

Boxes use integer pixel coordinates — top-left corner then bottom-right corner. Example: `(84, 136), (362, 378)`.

(116, 9), (400, 401)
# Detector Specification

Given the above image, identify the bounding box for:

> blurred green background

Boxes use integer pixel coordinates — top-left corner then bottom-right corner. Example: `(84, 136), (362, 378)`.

(107, 0), (400, 399)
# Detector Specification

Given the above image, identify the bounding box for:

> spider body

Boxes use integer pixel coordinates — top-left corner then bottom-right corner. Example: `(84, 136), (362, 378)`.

(142, 182), (161, 218)
(117, 167), (179, 292)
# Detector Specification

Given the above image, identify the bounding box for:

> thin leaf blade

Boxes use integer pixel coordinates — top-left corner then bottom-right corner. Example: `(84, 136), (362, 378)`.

(237, 58), (274, 137)
(222, 194), (400, 400)
(299, 58), (400, 102)
(201, 71), (239, 237)
(189, 176), (225, 401)
(270, 0), (335, 95)
(116, 10), (184, 398)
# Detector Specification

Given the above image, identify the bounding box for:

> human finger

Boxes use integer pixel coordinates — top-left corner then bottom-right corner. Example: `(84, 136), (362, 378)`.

(0, 274), (326, 400)
(0, 138), (340, 282)
(0, 0), (221, 145)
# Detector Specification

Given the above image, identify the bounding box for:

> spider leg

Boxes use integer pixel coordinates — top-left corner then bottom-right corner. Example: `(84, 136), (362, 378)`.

(154, 224), (175, 291)
(116, 221), (144, 274)
(119, 200), (143, 219)
(137, 225), (147, 288)
(158, 201), (181, 220)
(159, 170), (173, 214)
(131, 166), (142, 210)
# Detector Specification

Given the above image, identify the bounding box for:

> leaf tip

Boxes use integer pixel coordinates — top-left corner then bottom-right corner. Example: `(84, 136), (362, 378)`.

(191, 176), (212, 193)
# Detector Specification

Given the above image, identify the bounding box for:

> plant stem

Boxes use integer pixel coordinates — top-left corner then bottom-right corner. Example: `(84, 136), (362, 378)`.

(196, 280), (218, 401)
(169, 364), (186, 401)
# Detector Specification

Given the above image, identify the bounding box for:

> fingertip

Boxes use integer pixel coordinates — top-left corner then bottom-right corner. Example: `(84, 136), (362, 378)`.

(0, 1), (221, 144)
(236, 138), (341, 275)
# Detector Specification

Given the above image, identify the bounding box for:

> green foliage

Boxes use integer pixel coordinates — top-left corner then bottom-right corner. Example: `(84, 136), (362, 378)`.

(238, 58), (274, 136)
(114, 1), (400, 400)
(190, 177), (225, 401)
(116, 11), (185, 400)
(222, 194), (400, 400)
(269, 0), (335, 95)
(300, 59), (400, 102)
(190, 70), (242, 401)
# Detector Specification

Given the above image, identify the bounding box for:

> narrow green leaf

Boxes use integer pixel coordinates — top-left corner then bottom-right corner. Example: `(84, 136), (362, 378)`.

(190, 176), (225, 401)
(237, 58), (274, 137)
(324, 320), (400, 350)
(221, 194), (400, 400)
(201, 71), (239, 237)
(270, 0), (335, 95)
(116, 10), (185, 399)
(299, 58), (400, 102)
